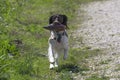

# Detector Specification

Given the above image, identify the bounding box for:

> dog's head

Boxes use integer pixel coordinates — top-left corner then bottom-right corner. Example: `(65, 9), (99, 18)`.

(49, 14), (69, 29)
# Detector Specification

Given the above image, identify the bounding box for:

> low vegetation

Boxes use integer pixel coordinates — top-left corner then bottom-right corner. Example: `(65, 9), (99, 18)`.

(0, 0), (104, 80)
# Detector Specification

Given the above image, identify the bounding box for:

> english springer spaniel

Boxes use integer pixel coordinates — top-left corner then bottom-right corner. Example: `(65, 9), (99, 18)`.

(46, 14), (69, 69)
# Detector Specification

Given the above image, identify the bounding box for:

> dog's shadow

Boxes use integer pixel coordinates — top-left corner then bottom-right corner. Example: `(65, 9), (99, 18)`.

(55, 63), (80, 73)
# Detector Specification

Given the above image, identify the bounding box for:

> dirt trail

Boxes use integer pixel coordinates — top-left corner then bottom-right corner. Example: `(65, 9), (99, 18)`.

(72, 0), (120, 80)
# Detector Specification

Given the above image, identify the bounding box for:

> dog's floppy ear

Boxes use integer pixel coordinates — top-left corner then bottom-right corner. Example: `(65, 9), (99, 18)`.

(61, 15), (67, 25)
(61, 15), (69, 29)
(49, 15), (54, 24)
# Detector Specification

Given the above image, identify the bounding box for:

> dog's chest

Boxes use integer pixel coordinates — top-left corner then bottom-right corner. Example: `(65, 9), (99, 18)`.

(49, 36), (67, 49)
(49, 31), (68, 50)
(50, 37), (64, 49)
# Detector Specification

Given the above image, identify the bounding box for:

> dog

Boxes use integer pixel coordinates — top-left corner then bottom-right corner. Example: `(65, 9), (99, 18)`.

(47, 14), (69, 69)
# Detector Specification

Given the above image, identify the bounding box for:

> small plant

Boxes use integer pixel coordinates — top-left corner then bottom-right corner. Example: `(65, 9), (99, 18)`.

(0, 39), (19, 80)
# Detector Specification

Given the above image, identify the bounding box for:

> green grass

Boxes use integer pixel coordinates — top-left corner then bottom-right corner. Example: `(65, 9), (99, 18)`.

(115, 64), (120, 71)
(99, 59), (112, 65)
(86, 75), (109, 80)
(0, 0), (103, 80)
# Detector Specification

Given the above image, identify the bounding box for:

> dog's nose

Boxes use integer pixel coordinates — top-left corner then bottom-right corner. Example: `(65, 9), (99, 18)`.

(54, 18), (59, 23)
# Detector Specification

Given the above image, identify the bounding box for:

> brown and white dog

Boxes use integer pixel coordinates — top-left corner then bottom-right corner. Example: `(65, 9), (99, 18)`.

(48, 14), (69, 69)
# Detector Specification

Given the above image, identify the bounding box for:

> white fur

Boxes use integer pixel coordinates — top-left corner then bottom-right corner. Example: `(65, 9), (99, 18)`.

(48, 30), (69, 69)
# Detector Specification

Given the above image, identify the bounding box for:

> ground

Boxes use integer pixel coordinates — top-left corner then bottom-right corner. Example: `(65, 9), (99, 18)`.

(72, 0), (120, 80)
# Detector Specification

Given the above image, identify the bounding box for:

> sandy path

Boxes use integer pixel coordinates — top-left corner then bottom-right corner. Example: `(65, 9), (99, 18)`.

(72, 0), (120, 79)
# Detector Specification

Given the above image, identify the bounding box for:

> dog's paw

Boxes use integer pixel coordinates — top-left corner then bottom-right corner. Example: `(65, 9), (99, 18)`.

(54, 62), (58, 68)
(63, 55), (68, 60)
(49, 63), (54, 69)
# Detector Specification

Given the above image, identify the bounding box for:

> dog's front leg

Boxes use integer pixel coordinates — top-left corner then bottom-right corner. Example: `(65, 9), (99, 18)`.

(54, 52), (59, 67)
(63, 48), (68, 60)
(48, 40), (55, 69)
(63, 36), (69, 60)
